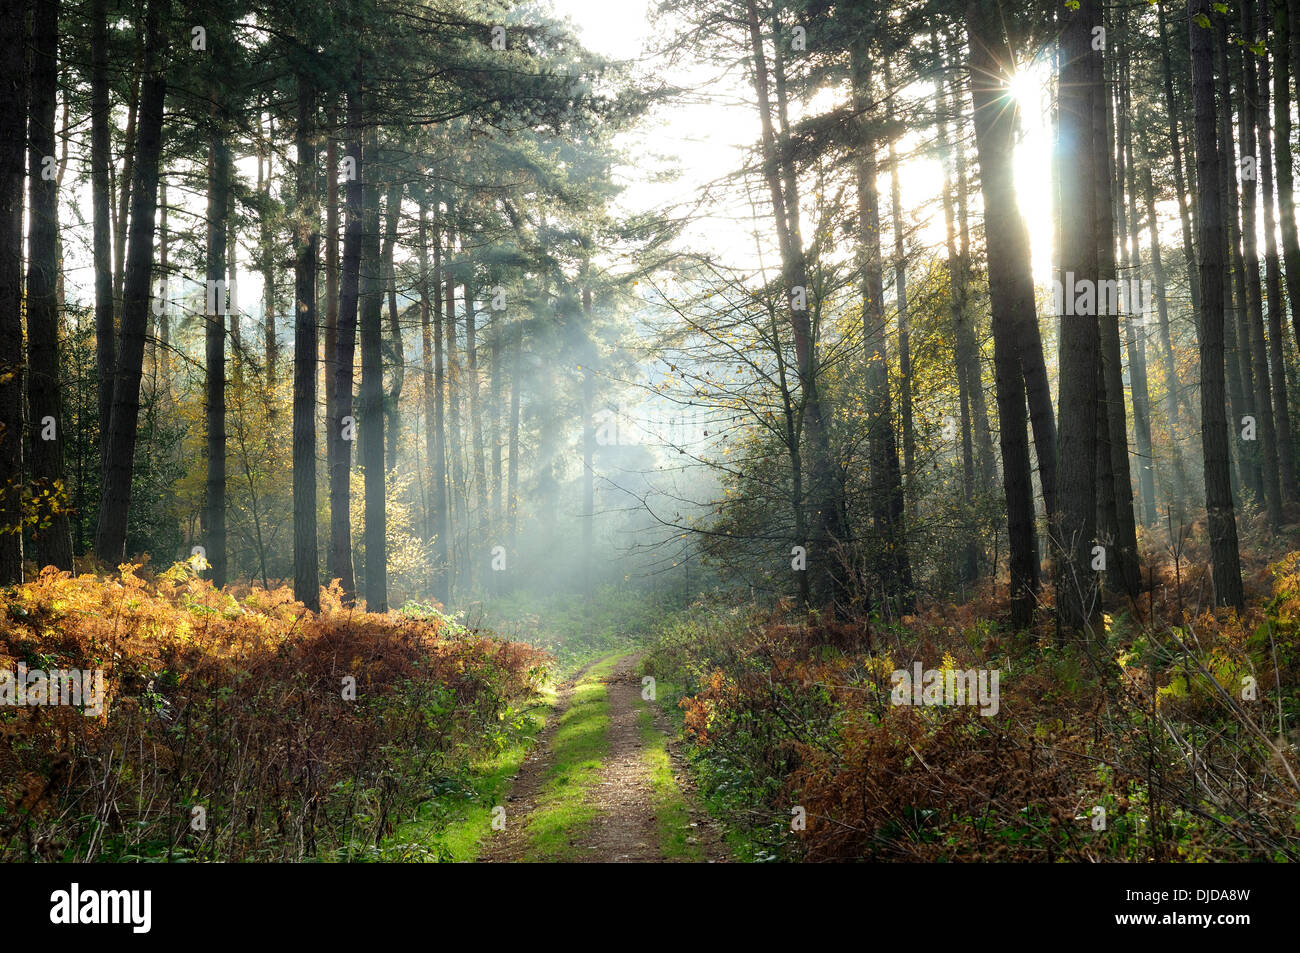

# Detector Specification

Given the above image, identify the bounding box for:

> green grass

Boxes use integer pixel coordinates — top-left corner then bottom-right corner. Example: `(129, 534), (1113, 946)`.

(517, 654), (622, 861)
(633, 685), (705, 861)
(380, 687), (555, 862)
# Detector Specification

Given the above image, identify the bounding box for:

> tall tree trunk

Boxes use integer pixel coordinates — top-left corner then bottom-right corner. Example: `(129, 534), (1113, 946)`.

(1258, 0), (1299, 500)
(95, 0), (169, 565)
(359, 130), (386, 611)
(1094, 29), (1141, 600)
(1218, 16), (1258, 503)
(0, 0), (27, 583)
(946, 48), (998, 493)
(1119, 59), (1159, 529)
(444, 228), (466, 595)
(885, 63), (915, 511)
(582, 287), (595, 601)
(933, 45), (979, 586)
(1191, 0), (1245, 608)
(1274, 0), (1300, 347)
(466, 277), (488, 571)
(966, 1), (1040, 628)
(507, 320), (521, 584)
(1239, 2), (1285, 527)
(328, 67), (362, 603)
(1159, 1), (1201, 317)
(1054, 0), (1102, 632)
(417, 196), (448, 603)
(25, 0), (73, 570)
(745, 0), (847, 608)
(292, 69), (320, 610)
(259, 109), (277, 377)
(157, 177), (169, 382)
(1140, 159), (1192, 518)
(382, 179), (403, 472)
(91, 0), (115, 475)
(324, 123), (339, 491)
(112, 35), (142, 312)
(203, 120), (231, 587)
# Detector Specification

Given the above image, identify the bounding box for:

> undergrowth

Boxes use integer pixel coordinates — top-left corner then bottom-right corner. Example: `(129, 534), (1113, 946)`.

(0, 561), (548, 861)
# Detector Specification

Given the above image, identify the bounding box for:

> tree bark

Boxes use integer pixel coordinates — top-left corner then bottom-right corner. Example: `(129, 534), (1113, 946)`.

(203, 119), (231, 588)
(359, 129), (386, 611)
(382, 179), (403, 472)
(25, 0), (73, 570)
(966, 1), (1040, 628)
(1191, 0), (1245, 608)
(328, 67), (362, 603)
(1094, 28), (1141, 600)
(91, 0), (116, 475)
(1257, 0), (1298, 500)
(1274, 0), (1300, 348)
(1239, 1), (1285, 526)
(417, 196), (448, 603)
(95, 0), (169, 566)
(1054, 0), (1102, 632)
(745, 0), (848, 608)
(0, 0), (27, 583)
(292, 69), (320, 610)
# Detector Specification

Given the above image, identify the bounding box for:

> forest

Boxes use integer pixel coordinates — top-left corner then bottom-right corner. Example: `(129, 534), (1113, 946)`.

(0, 0), (1298, 877)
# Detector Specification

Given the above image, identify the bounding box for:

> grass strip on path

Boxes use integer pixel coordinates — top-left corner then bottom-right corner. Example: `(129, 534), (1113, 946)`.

(518, 654), (621, 861)
(633, 686), (705, 861)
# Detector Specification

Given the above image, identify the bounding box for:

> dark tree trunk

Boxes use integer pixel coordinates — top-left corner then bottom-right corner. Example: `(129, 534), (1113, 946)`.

(381, 179), (403, 472)
(203, 128), (231, 589)
(933, 44), (979, 586)
(25, 0), (73, 570)
(444, 227), (466, 594)
(1257, 0), (1299, 500)
(1093, 31), (1140, 600)
(1218, 16), (1258, 504)
(259, 111), (277, 378)
(466, 278), (488, 567)
(853, 43), (912, 612)
(1141, 160), (1192, 520)
(885, 63), (915, 510)
(1118, 57), (1158, 529)
(328, 69), (362, 603)
(112, 37), (141, 313)
(746, 0), (847, 608)
(91, 0), (116, 475)
(1159, 1), (1201, 316)
(417, 196), (448, 603)
(292, 69), (320, 610)
(967, 2), (1040, 628)
(359, 130), (386, 611)
(0, 0), (27, 583)
(324, 123), (338, 492)
(947, 50), (998, 495)
(1054, 0), (1102, 632)
(1191, 0), (1245, 608)
(1239, 1), (1284, 527)
(1273, 0), (1300, 347)
(94, 0), (169, 566)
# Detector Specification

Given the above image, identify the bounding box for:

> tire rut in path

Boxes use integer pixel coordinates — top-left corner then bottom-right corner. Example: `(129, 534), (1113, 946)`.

(480, 652), (728, 863)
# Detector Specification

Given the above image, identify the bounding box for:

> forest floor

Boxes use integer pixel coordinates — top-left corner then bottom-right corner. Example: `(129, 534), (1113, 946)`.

(479, 652), (729, 863)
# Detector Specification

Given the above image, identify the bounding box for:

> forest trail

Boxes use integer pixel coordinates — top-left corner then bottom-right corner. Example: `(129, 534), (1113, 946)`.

(479, 653), (729, 863)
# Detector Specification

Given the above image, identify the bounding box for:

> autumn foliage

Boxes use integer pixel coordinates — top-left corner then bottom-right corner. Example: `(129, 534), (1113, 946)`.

(655, 549), (1300, 862)
(0, 561), (547, 861)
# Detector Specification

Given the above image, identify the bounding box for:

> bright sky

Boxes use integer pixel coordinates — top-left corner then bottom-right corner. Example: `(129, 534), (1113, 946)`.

(555, 0), (1061, 289)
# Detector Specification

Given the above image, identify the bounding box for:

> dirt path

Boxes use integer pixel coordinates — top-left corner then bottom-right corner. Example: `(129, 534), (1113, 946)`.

(480, 652), (729, 863)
